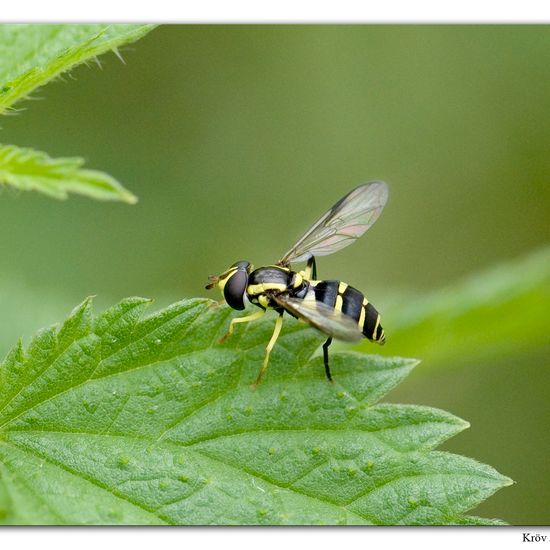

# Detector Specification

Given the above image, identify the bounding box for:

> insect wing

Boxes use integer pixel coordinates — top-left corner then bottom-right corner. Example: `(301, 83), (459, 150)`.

(280, 181), (388, 265)
(273, 295), (363, 342)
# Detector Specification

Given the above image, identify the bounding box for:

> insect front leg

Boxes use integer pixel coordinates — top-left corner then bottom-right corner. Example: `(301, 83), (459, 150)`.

(252, 312), (284, 388)
(208, 299), (227, 309)
(322, 336), (334, 382)
(219, 308), (266, 343)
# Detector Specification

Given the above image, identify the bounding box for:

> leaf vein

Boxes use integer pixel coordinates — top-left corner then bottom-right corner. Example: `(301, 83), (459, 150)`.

(4, 439), (170, 524)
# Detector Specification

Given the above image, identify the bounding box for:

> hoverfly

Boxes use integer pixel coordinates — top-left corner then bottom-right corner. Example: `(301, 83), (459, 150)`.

(206, 181), (388, 387)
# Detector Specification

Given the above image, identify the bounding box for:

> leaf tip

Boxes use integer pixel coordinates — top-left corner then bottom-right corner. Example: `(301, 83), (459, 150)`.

(1, 337), (25, 367)
(457, 420), (471, 437)
(501, 475), (515, 487)
(72, 295), (95, 313)
(122, 191), (138, 205)
(123, 296), (154, 307)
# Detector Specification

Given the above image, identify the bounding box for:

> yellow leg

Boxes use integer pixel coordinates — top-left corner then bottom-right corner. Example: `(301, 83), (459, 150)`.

(252, 313), (284, 388)
(219, 309), (265, 343)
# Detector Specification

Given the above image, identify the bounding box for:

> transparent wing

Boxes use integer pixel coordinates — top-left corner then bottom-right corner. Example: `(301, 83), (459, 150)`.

(273, 295), (363, 342)
(280, 181), (388, 265)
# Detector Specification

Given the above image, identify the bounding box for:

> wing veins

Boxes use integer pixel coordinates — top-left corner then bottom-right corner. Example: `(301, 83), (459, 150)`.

(273, 295), (363, 342)
(279, 181), (388, 265)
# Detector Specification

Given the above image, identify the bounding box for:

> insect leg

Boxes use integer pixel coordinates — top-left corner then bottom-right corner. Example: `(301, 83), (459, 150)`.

(208, 299), (227, 309)
(304, 256), (317, 280)
(322, 336), (333, 382)
(219, 309), (265, 343)
(252, 312), (284, 388)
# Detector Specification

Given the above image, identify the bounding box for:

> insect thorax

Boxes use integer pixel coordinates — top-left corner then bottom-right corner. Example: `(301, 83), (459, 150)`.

(246, 265), (309, 308)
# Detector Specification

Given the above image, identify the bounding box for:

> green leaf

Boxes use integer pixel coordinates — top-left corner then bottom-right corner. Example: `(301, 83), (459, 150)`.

(0, 144), (137, 203)
(0, 24), (155, 202)
(362, 245), (550, 367)
(0, 298), (511, 525)
(0, 24), (155, 114)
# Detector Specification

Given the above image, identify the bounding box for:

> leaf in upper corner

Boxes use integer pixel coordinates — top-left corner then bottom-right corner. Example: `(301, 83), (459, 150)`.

(0, 144), (137, 203)
(0, 24), (155, 114)
(0, 297), (512, 525)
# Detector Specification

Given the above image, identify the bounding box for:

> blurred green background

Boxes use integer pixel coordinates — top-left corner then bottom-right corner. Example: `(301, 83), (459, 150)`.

(0, 25), (548, 524)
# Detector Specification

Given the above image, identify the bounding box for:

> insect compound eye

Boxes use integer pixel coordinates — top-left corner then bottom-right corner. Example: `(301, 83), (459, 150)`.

(223, 267), (249, 310)
(230, 260), (252, 272)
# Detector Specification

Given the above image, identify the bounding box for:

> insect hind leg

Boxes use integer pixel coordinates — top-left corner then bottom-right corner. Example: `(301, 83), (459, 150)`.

(322, 336), (334, 382)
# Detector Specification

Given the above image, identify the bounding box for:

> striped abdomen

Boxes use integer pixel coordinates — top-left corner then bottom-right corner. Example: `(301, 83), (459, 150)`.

(311, 280), (386, 344)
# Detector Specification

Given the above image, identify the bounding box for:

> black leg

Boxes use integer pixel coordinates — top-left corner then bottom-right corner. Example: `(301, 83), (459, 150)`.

(322, 336), (333, 382)
(305, 256), (317, 280)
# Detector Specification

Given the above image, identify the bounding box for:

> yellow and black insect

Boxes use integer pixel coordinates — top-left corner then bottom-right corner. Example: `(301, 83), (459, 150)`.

(206, 181), (388, 386)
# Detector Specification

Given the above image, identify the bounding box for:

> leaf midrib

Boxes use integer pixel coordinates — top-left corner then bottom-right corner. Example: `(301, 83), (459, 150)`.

(7, 431), (498, 525)
(1, 421), (489, 524)
(0, 435), (370, 525)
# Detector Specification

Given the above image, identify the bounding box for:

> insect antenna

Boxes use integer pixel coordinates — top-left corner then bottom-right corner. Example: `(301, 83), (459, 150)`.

(205, 275), (219, 290)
